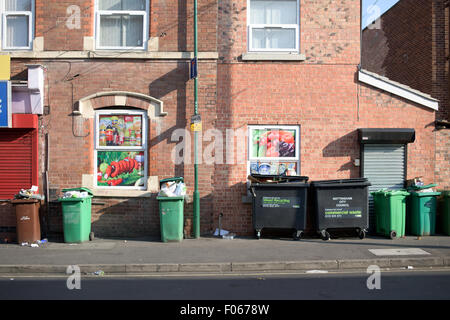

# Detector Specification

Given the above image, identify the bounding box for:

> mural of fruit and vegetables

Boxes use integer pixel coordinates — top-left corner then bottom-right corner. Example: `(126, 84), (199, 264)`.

(98, 115), (142, 147)
(252, 129), (296, 158)
(97, 151), (145, 187)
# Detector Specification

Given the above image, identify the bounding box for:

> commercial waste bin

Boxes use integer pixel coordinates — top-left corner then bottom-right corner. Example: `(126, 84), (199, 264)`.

(311, 178), (371, 240)
(250, 174), (309, 240)
(372, 190), (409, 239)
(11, 199), (41, 244)
(58, 188), (94, 243)
(407, 187), (441, 236)
(157, 177), (185, 242)
(441, 191), (450, 236)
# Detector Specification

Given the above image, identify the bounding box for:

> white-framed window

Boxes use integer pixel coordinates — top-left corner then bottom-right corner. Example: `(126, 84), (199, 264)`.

(1, 0), (34, 50)
(95, 0), (149, 50)
(248, 125), (301, 175)
(247, 0), (299, 52)
(94, 109), (148, 190)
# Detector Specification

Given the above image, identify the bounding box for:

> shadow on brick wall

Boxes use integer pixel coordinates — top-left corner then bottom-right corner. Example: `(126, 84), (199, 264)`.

(322, 130), (360, 178)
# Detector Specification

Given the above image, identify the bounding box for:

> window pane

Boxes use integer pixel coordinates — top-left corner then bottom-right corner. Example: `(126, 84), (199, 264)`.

(99, 0), (146, 11)
(99, 15), (143, 47)
(97, 151), (145, 187)
(99, 115), (142, 147)
(5, 0), (32, 11)
(250, 0), (297, 24)
(6, 15), (29, 47)
(252, 28), (296, 49)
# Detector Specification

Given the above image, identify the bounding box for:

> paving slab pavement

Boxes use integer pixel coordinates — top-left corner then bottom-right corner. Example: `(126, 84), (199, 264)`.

(1, 235), (450, 274)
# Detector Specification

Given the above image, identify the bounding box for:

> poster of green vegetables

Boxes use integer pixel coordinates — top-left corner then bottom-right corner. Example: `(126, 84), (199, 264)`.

(252, 129), (296, 158)
(97, 151), (145, 187)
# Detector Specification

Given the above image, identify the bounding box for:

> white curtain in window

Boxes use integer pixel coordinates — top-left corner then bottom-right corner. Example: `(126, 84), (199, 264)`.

(253, 28), (295, 49)
(6, 15), (29, 47)
(250, 0), (297, 25)
(100, 15), (143, 47)
(5, 0), (32, 11)
(99, 0), (145, 11)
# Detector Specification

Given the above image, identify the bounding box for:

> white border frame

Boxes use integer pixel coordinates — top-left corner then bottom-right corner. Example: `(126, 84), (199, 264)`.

(94, 109), (148, 190)
(95, 0), (149, 51)
(247, 124), (301, 175)
(247, 0), (299, 52)
(1, 0), (34, 51)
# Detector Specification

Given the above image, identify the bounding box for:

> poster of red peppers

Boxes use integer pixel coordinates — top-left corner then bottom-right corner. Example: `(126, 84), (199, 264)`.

(97, 151), (145, 187)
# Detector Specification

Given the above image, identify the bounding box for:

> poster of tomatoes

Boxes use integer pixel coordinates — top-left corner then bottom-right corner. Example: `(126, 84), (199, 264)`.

(97, 151), (145, 187)
(252, 129), (296, 158)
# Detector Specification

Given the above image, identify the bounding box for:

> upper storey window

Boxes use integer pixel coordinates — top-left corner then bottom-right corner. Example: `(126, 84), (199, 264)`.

(95, 0), (149, 50)
(248, 0), (299, 52)
(1, 0), (34, 50)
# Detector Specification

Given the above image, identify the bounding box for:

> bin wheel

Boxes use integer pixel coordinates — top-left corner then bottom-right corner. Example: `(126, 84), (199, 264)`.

(293, 231), (303, 241)
(358, 230), (366, 240)
(389, 231), (397, 239)
(89, 232), (95, 241)
(321, 230), (331, 241)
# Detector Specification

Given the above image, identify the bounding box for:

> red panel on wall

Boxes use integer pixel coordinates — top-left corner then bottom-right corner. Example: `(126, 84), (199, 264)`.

(0, 129), (35, 199)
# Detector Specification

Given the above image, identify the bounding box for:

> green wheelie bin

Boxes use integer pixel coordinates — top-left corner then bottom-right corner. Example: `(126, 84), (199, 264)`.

(58, 188), (94, 243)
(407, 186), (441, 236)
(441, 191), (450, 236)
(372, 190), (409, 239)
(157, 177), (185, 242)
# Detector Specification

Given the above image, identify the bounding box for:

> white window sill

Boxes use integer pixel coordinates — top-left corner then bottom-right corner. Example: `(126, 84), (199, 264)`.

(82, 174), (159, 198)
(242, 52), (306, 61)
(4, 50), (219, 60)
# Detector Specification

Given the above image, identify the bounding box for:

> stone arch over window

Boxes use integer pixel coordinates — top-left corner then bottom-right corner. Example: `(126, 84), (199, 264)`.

(77, 91), (165, 196)
(77, 91), (167, 119)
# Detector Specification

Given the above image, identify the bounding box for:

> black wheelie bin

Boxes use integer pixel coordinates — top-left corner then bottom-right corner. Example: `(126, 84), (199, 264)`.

(249, 174), (309, 240)
(311, 178), (371, 240)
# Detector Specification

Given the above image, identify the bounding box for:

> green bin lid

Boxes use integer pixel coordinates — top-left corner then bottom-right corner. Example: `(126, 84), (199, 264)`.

(61, 187), (93, 196)
(159, 177), (184, 185)
(156, 196), (185, 201)
(409, 191), (442, 197)
(407, 183), (437, 191)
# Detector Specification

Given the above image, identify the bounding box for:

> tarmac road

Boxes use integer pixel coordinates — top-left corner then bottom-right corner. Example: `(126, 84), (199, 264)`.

(1, 269), (450, 301)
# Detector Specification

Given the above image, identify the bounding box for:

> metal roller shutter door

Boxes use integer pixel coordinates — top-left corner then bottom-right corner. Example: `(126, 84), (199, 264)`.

(0, 129), (34, 199)
(362, 144), (406, 232)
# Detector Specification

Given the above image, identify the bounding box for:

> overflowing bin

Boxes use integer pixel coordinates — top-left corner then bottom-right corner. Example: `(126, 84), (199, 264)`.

(249, 174), (309, 240)
(157, 177), (185, 242)
(11, 199), (41, 244)
(407, 186), (441, 236)
(372, 190), (409, 239)
(58, 188), (94, 243)
(311, 178), (371, 240)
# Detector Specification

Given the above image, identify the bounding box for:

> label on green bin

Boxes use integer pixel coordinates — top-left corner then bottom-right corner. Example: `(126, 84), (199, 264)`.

(262, 197), (300, 209)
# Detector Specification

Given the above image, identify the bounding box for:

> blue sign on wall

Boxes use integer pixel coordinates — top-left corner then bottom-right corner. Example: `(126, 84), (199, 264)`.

(0, 81), (11, 128)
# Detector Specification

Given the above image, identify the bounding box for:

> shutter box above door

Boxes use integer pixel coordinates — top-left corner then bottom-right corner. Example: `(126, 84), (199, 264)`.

(358, 128), (415, 144)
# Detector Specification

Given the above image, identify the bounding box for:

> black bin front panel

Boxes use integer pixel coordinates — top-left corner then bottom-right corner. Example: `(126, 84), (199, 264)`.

(252, 186), (308, 231)
(314, 186), (369, 230)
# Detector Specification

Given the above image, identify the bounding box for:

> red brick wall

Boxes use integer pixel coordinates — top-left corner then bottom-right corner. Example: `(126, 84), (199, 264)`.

(34, 0), (217, 52)
(1, 0), (445, 240)
(362, 0), (450, 191)
(361, 0), (433, 96)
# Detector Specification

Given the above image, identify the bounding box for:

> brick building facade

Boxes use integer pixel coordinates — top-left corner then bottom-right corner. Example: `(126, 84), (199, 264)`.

(362, 0), (450, 190)
(0, 0), (444, 241)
